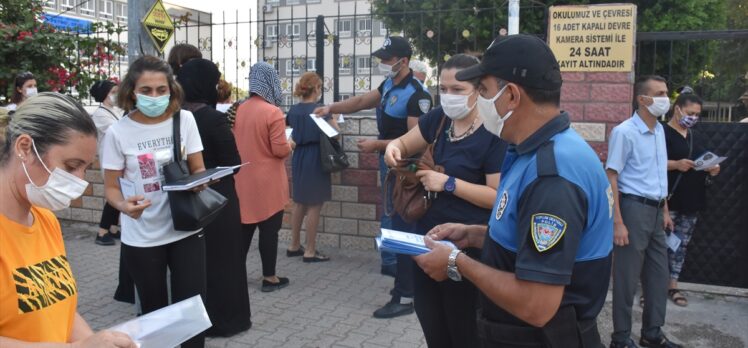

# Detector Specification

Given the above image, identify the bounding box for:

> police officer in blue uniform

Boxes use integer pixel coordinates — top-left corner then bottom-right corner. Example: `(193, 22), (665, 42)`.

(414, 34), (613, 347)
(314, 36), (432, 319)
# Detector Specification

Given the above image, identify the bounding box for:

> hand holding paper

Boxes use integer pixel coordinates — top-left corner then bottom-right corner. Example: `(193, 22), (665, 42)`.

(376, 229), (456, 256)
(693, 151), (726, 171)
(109, 295), (211, 348)
(309, 113), (339, 137)
(162, 163), (249, 191)
(412, 235), (459, 282)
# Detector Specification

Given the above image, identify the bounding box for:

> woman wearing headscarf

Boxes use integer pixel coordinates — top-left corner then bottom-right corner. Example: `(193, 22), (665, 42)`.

(233, 62), (291, 292)
(89, 79), (122, 246)
(177, 59), (250, 336)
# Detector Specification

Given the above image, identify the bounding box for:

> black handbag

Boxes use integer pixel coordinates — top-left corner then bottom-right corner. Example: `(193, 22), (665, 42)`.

(162, 111), (228, 231)
(319, 132), (349, 173)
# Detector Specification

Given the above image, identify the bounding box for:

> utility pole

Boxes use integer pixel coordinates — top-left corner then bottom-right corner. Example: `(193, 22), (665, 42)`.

(129, 0), (158, 64)
(508, 0), (519, 35)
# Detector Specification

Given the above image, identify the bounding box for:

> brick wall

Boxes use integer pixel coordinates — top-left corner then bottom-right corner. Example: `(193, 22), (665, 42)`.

(562, 72), (634, 162)
(59, 73), (633, 250)
(278, 115), (382, 251)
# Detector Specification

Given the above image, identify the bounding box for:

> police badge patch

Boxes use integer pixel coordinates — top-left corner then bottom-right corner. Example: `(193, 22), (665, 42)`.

(531, 213), (567, 252)
(495, 191), (508, 220)
(418, 99), (431, 114)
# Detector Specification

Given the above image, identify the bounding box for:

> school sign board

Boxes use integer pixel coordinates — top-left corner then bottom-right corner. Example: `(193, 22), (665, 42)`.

(142, 0), (175, 53)
(548, 4), (636, 72)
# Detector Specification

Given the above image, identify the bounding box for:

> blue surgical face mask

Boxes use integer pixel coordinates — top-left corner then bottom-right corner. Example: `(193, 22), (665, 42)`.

(136, 93), (170, 118)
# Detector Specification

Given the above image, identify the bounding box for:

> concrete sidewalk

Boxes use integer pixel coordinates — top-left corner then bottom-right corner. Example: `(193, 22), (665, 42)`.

(63, 224), (748, 348)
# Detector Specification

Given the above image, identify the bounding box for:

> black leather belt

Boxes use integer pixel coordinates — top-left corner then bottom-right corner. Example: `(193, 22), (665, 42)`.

(621, 193), (666, 208)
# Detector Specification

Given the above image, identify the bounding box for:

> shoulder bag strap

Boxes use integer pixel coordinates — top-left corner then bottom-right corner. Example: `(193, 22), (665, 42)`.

(98, 106), (118, 120)
(668, 129), (693, 200)
(429, 113), (448, 160)
(172, 111), (182, 164)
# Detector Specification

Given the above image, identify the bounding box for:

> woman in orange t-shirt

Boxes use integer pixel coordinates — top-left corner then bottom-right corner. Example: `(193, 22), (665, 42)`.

(0, 94), (136, 347)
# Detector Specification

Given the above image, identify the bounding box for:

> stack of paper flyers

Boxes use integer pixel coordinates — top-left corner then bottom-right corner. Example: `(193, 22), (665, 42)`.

(375, 228), (456, 256)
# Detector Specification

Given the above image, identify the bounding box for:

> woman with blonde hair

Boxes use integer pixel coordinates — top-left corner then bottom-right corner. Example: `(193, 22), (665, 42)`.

(286, 72), (339, 262)
(0, 93), (136, 347)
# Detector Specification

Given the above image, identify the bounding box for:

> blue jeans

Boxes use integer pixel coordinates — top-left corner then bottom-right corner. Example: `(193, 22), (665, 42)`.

(379, 155), (396, 267)
(379, 154), (415, 299)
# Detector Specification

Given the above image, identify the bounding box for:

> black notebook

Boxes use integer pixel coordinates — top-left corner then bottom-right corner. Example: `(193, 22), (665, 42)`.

(162, 163), (248, 191)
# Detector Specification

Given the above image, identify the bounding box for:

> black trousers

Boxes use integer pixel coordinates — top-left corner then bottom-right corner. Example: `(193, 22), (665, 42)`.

(241, 210), (284, 277)
(98, 202), (120, 230)
(122, 232), (207, 348)
(413, 248), (480, 348)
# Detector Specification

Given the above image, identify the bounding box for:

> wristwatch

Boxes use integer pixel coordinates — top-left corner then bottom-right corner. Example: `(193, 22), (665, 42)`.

(444, 176), (457, 193)
(447, 249), (463, 281)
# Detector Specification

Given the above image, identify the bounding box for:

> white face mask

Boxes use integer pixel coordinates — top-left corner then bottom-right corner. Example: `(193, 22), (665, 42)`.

(440, 92), (476, 120)
(21, 140), (89, 211)
(379, 59), (403, 79)
(642, 96), (670, 117)
(25, 87), (38, 97)
(109, 94), (117, 106)
(477, 85), (513, 138)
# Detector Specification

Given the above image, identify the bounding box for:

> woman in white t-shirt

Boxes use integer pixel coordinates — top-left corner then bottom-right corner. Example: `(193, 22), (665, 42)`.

(5, 72), (38, 112)
(101, 56), (208, 348)
(89, 80), (123, 246)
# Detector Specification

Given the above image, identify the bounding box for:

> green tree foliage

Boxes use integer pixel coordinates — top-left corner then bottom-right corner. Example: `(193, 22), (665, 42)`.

(372, 0), (743, 100)
(0, 0), (125, 103)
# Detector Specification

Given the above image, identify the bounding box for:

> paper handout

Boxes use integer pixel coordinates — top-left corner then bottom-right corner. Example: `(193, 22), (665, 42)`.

(119, 178), (137, 199)
(376, 228), (457, 256)
(666, 233), (682, 252)
(109, 295), (212, 348)
(162, 162), (249, 191)
(693, 151), (726, 171)
(309, 113), (339, 137)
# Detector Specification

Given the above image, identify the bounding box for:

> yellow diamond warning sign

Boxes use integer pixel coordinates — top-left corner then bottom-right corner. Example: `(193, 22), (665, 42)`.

(142, 0), (175, 53)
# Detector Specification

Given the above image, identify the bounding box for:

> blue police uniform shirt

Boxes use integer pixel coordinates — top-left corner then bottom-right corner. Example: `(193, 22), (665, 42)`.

(605, 112), (668, 200)
(481, 113), (614, 325)
(416, 107), (507, 234)
(376, 70), (433, 140)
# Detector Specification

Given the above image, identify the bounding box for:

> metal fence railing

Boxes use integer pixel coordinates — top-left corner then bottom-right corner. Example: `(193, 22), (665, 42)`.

(68, 6), (747, 119)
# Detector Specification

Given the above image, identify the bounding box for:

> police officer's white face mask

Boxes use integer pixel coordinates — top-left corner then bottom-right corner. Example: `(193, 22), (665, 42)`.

(379, 58), (404, 79)
(477, 84), (513, 138)
(21, 140), (89, 211)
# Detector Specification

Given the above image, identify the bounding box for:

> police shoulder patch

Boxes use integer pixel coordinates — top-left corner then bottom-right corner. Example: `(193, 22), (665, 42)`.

(531, 213), (567, 252)
(418, 99), (431, 114)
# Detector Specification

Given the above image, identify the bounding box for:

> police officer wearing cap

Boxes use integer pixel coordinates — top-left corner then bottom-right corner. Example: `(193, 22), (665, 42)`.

(414, 34), (613, 347)
(313, 36), (432, 319)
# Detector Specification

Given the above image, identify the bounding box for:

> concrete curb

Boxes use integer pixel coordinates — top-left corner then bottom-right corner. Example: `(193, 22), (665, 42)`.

(678, 282), (748, 298)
